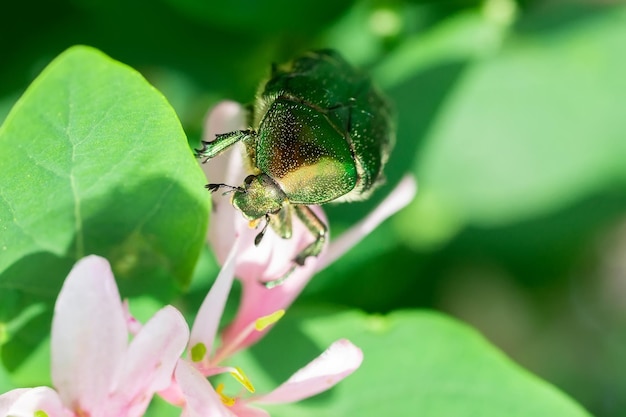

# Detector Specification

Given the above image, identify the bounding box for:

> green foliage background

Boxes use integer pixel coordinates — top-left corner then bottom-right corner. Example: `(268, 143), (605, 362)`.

(1, 0), (625, 416)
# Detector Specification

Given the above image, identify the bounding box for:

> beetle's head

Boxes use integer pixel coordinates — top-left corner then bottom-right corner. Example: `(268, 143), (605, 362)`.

(232, 173), (286, 220)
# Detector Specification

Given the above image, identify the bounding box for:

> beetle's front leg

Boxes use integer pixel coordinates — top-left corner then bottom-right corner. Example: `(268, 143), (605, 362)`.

(195, 129), (255, 162)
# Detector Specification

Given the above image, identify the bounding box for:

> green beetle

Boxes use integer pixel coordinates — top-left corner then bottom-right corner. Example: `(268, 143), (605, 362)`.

(196, 50), (394, 277)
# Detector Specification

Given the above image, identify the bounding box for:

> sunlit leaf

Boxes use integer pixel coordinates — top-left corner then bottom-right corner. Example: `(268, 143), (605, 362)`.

(232, 309), (591, 417)
(0, 46), (209, 331)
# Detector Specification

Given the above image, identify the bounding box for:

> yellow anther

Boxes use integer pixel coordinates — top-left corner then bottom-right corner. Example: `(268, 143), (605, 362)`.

(216, 383), (236, 407)
(34, 411), (49, 417)
(230, 366), (255, 393)
(254, 310), (285, 331)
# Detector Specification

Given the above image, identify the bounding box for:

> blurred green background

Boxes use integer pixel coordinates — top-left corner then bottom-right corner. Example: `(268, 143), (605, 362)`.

(2, 0), (626, 415)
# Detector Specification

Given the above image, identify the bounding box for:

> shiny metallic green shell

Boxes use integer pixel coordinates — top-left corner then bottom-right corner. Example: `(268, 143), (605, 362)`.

(248, 50), (394, 204)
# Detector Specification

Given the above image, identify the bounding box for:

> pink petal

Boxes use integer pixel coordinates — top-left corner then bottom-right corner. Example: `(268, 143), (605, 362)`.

(317, 174), (417, 270)
(229, 403), (270, 417)
(202, 101), (250, 264)
(254, 339), (363, 404)
(218, 206), (328, 355)
(0, 387), (69, 417)
(201, 100), (248, 186)
(111, 306), (190, 417)
(122, 299), (142, 336)
(51, 255), (127, 413)
(189, 241), (239, 365)
(175, 360), (232, 417)
(236, 205), (328, 283)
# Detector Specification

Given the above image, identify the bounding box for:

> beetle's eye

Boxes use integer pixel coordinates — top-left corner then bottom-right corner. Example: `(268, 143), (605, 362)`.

(244, 175), (255, 185)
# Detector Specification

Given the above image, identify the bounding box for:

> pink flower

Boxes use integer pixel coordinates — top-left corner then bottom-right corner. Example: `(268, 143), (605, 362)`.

(176, 339), (363, 417)
(161, 233), (363, 416)
(200, 101), (417, 355)
(0, 255), (189, 417)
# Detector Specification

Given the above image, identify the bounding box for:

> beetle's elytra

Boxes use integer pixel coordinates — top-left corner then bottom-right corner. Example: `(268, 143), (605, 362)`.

(196, 50), (394, 286)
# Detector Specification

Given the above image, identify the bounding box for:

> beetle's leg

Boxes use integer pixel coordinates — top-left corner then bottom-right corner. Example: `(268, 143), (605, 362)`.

(263, 264), (297, 289)
(194, 129), (255, 162)
(261, 205), (325, 289)
(269, 204), (293, 239)
(293, 205), (328, 266)
(257, 207), (296, 289)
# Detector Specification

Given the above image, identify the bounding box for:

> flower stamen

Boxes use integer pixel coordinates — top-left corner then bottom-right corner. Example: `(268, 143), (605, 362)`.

(216, 383), (236, 407)
(230, 366), (255, 393)
(255, 310), (285, 331)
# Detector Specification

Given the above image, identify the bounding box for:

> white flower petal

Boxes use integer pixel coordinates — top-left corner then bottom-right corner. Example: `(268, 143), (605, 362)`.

(0, 387), (68, 417)
(189, 240), (239, 364)
(255, 339), (363, 404)
(112, 305), (190, 416)
(51, 255), (127, 413)
(230, 403), (270, 417)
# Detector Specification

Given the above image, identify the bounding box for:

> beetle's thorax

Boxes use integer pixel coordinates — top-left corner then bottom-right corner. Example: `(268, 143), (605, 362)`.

(232, 173), (286, 220)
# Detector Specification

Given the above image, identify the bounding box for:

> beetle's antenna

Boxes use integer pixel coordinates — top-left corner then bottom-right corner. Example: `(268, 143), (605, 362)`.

(205, 183), (244, 195)
(254, 215), (271, 246)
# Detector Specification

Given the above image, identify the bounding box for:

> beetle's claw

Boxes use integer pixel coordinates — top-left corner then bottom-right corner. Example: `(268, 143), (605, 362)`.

(294, 254), (308, 266)
(194, 141), (210, 158)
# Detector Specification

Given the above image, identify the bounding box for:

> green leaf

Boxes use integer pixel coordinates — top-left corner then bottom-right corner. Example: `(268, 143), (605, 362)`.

(231, 309), (591, 417)
(392, 7), (626, 247)
(0, 46), (209, 352)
